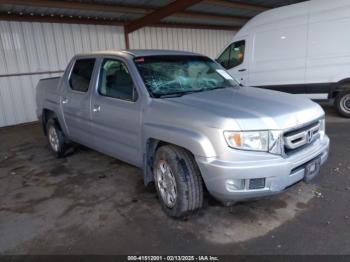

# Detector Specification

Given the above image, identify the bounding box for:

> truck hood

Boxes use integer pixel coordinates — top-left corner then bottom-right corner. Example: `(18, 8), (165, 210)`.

(165, 86), (324, 130)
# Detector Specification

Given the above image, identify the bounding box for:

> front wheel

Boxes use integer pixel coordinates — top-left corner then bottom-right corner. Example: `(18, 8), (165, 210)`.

(153, 145), (203, 218)
(335, 91), (350, 118)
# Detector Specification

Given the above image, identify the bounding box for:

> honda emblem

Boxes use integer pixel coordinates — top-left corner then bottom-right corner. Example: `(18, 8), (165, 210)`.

(307, 130), (313, 143)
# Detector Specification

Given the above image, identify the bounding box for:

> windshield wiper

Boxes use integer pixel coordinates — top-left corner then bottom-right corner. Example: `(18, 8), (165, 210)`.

(154, 86), (236, 98)
(155, 90), (204, 98)
(209, 85), (236, 90)
(155, 92), (187, 98)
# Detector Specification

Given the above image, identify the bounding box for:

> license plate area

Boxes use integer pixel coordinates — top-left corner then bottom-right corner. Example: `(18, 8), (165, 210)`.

(304, 156), (321, 183)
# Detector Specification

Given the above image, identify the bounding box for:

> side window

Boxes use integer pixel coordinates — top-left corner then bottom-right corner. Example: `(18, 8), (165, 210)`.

(230, 40), (245, 68)
(69, 58), (95, 92)
(98, 59), (136, 101)
(217, 45), (231, 69)
(217, 40), (245, 69)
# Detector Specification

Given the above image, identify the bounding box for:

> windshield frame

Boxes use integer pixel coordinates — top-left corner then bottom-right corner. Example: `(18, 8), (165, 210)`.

(133, 55), (240, 98)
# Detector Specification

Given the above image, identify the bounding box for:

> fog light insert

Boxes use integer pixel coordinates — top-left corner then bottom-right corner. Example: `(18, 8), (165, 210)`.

(225, 179), (245, 192)
(249, 178), (266, 189)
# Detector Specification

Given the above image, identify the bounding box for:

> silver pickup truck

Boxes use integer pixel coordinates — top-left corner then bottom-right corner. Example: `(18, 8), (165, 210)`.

(36, 50), (329, 218)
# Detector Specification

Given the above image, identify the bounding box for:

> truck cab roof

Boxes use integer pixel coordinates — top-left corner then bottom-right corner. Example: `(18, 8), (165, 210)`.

(76, 49), (202, 59)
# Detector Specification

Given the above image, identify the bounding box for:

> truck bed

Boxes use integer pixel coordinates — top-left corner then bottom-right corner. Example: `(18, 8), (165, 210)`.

(35, 76), (62, 119)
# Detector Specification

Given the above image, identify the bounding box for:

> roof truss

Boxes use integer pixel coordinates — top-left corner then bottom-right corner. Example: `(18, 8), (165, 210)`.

(124, 0), (204, 33)
(0, 0), (251, 30)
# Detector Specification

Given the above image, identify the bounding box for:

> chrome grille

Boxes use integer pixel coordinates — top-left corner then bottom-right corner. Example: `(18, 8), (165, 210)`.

(284, 121), (320, 152)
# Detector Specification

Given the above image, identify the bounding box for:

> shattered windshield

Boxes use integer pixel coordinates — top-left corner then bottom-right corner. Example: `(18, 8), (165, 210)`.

(134, 55), (239, 97)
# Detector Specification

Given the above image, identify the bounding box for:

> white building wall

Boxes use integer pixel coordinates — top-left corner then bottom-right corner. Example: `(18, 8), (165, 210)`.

(0, 21), (234, 127)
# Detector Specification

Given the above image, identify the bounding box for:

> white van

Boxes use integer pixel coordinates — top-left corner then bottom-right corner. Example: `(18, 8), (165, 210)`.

(216, 0), (350, 117)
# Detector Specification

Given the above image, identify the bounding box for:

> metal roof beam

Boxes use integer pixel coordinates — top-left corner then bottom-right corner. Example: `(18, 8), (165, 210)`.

(1, 0), (248, 28)
(152, 23), (240, 31)
(125, 0), (204, 33)
(203, 0), (270, 12)
(0, 0), (268, 13)
(0, 0), (150, 14)
(175, 11), (248, 23)
(0, 13), (125, 26)
(0, 13), (239, 31)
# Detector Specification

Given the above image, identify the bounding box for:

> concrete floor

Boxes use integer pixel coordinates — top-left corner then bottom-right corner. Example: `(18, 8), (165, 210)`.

(0, 104), (349, 255)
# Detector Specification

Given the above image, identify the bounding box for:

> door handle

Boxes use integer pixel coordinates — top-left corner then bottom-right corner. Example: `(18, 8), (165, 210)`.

(238, 69), (247, 72)
(62, 98), (68, 104)
(92, 105), (101, 113)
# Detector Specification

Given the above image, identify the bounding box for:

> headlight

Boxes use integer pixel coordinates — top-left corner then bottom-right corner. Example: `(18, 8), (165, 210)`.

(224, 130), (283, 154)
(224, 131), (268, 151)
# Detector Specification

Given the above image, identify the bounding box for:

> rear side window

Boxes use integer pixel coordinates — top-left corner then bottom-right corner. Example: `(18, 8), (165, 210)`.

(217, 40), (245, 69)
(69, 58), (95, 92)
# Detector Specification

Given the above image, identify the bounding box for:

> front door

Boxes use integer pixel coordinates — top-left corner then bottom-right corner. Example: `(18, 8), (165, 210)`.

(217, 39), (248, 85)
(91, 58), (142, 167)
(61, 58), (96, 147)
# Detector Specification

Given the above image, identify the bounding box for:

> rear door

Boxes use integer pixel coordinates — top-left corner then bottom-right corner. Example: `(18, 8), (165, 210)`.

(217, 39), (248, 85)
(90, 57), (142, 167)
(61, 58), (96, 147)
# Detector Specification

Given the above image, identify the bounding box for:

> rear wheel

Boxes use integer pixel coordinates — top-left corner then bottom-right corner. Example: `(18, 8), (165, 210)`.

(46, 119), (68, 158)
(153, 145), (203, 218)
(335, 91), (350, 118)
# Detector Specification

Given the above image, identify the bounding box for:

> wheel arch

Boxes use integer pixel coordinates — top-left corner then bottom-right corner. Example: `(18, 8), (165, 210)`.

(332, 79), (350, 98)
(42, 109), (58, 135)
(142, 136), (211, 187)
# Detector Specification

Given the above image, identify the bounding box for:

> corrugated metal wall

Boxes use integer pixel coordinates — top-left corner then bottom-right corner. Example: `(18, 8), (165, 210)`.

(0, 21), (125, 127)
(0, 21), (234, 127)
(129, 26), (234, 59)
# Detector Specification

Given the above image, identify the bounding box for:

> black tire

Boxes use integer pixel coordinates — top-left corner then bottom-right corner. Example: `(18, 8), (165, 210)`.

(153, 145), (203, 218)
(335, 91), (350, 118)
(46, 119), (67, 158)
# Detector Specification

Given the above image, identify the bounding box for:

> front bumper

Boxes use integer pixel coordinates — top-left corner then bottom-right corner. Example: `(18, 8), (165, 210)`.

(196, 135), (330, 202)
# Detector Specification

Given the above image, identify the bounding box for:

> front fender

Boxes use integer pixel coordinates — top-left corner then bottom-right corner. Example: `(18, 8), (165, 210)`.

(141, 123), (216, 185)
(143, 123), (216, 158)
